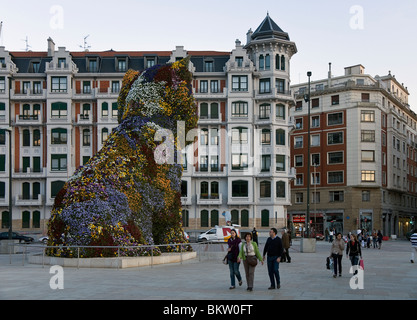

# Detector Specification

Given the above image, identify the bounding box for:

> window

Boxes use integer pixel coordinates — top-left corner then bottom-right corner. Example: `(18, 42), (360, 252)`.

(361, 150), (375, 162)
(200, 181), (209, 198)
(295, 155), (303, 167)
(51, 154), (67, 171)
(294, 136), (303, 148)
(83, 156), (90, 165)
(328, 171), (344, 184)
(312, 154), (320, 166)
(276, 155), (285, 172)
(328, 152), (343, 164)
(276, 78), (285, 93)
(261, 155), (271, 172)
(361, 110), (375, 122)
(102, 128), (109, 143)
(232, 127), (248, 144)
(22, 82), (30, 94)
(295, 174), (303, 186)
(280, 56), (285, 71)
(31, 61), (41, 73)
(33, 157), (41, 173)
(0, 182), (5, 199)
(361, 130), (375, 142)
(22, 211), (30, 229)
(232, 154), (248, 170)
(276, 129), (285, 146)
(210, 80), (219, 93)
(0, 129), (5, 145)
(232, 180), (248, 197)
(259, 55), (264, 70)
(295, 101), (303, 111)
(231, 101), (248, 117)
(259, 79), (271, 93)
(201, 210), (209, 227)
(33, 182), (40, 199)
(261, 129), (271, 145)
(295, 193), (303, 204)
(204, 61), (214, 72)
(23, 129), (30, 147)
(58, 58), (66, 67)
(22, 157), (30, 173)
(112, 103), (118, 118)
(312, 98), (320, 109)
(200, 103), (208, 118)
(112, 81), (120, 93)
(33, 82), (42, 94)
(182, 210), (189, 228)
(1, 211), (9, 228)
(51, 77), (67, 92)
(0, 155), (5, 171)
(83, 129), (90, 146)
(361, 170), (375, 182)
(261, 210), (269, 227)
(102, 102), (109, 117)
(331, 95), (339, 105)
(276, 181), (286, 198)
(315, 84), (324, 91)
(200, 80), (208, 93)
(146, 57), (156, 68)
(51, 128), (67, 144)
(210, 128), (218, 145)
(259, 104), (270, 119)
(0, 77), (5, 93)
(83, 81), (91, 94)
(210, 157), (219, 172)
(51, 102), (67, 118)
(81, 104), (90, 120)
(235, 57), (243, 67)
(311, 116), (320, 128)
(200, 128), (208, 145)
(295, 118), (303, 129)
(311, 172), (320, 185)
(200, 156), (208, 172)
(328, 112), (343, 125)
(276, 104), (285, 120)
(210, 210), (219, 227)
(361, 93), (370, 102)
(232, 76), (248, 91)
(118, 59), (127, 72)
(241, 210), (249, 227)
(329, 191), (344, 202)
(231, 210), (239, 226)
(260, 181), (271, 198)
(310, 134), (320, 147)
(275, 54), (280, 70)
(265, 54), (270, 70)
(362, 190), (370, 202)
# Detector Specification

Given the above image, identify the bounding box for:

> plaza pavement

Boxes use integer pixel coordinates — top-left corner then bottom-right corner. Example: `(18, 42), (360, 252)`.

(0, 238), (416, 301)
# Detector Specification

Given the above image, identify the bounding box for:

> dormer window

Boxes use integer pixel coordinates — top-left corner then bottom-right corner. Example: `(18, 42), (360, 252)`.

(88, 58), (98, 72)
(235, 57), (243, 67)
(58, 58), (66, 68)
(30, 61), (41, 73)
(146, 57), (156, 68)
(204, 60), (214, 72)
(117, 58), (127, 72)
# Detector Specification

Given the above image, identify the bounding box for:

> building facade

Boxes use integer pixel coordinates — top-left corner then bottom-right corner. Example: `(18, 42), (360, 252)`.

(0, 14), (297, 235)
(289, 64), (416, 238)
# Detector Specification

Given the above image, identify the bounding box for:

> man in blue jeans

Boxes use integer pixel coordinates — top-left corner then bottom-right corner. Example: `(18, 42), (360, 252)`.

(263, 228), (284, 289)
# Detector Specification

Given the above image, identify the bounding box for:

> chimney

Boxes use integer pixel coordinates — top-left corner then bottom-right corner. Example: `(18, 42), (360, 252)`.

(47, 37), (55, 56)
(328, 62), (332, 87)
(246, 28), (253, 45)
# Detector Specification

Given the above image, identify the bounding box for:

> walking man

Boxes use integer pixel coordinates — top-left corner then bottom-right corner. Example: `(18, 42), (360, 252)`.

(263, 228), (284, 289)
(281, 229), (291, 263)
(410, 229), (417, 263)
(251, 227), (258, 246)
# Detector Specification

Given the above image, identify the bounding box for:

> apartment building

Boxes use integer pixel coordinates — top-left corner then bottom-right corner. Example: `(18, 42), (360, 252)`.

(0, 14), (297, 234)
(289, 64), (416, 237)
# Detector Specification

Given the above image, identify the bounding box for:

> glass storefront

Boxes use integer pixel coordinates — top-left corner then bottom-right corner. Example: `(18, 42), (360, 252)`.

(325, 213), (344, 235)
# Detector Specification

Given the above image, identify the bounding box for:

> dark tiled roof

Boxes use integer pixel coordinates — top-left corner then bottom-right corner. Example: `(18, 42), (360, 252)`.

(251, 14), (290, 41)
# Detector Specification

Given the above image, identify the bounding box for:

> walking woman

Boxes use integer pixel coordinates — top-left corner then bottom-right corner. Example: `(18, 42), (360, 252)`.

(238, 233), (263, 291)
(377, 230), (383, 249)
(346, 234), (362, 275)
(330, 232), (345, 278)
(227, 229), (242, 289)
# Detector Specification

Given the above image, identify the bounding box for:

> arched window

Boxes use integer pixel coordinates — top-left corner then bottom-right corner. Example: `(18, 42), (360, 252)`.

(22, 211), (30, 229)
(260, 181), (271, 198)
(211, 210), (219, 227)
(33, 182), (40, 200)
(182, 209), (189, 228)
(1, 211), (9, 228)
(276, 129), (286, 146)
(261, 129), (271, 145)
(200, 128), (208, 145)
(210, 103), (219, 119)
(23, 104), (31, 117)
(231, 209), (239, 225)
(211, 182), (219, 199)
(102, 102), (109, 117)
(265, 54), (270, 70)
(275, 54), (280, 70)
(201, 210), (209, 227)
(261, 209), (270, 227)
(51, 181), (65, 198)
(22, 182), (30, 200)
(33, 211), (41, 229)
(200, 103), (208, 118)
(51, 102), (67, 118)
(259, 55), (264, 70)
(23, 129), (30, 147)
(102, 128), (109, 143)
(276, 181), (286, 198)
(33, 129), (41, 146)
(200, 181), (209, 199)
(241, 210), (249, 227)
(281, 55), (285, 71)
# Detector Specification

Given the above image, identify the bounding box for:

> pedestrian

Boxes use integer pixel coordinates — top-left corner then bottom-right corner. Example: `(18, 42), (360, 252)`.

(263, 228), (284, 289)
(346, 234), (362, 275)
(410, 229), (417, 263)
(366, 230), (371, 249)
(237, 233), (263, 291)
(329, 229), (334, 243)
(372, 229), (378, 248)
(227, 229), (242, 289)
(325, 228), (329, 242)
(251, 227), (258, 246)
(377, 230), (383, 249)
(281, 229), (291, 263)
(329, 232), (345, 278)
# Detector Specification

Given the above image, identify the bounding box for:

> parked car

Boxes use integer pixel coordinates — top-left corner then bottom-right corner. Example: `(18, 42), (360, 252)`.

(0, 232), (34, 243)
(198, 225), (241, 243)
(38, 236), (49, 243)
(315, 233), (325, 240)
(183, 231), (189, 241)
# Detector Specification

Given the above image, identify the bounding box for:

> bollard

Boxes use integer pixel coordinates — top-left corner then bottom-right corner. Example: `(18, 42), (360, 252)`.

(77, 247), (80, 270)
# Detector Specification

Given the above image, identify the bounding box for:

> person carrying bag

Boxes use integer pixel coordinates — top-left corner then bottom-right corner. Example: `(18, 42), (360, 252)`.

(346, 234), (362, 275)
(238, 233), (263, 291)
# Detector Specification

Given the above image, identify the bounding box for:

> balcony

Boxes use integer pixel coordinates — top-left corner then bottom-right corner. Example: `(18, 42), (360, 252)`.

(193, 88), (227, 99)
(10, 89), (46, 100)
(197, 193), (223, 205)
(13, 167), (47, 179)
(15, 114), (42, 125)
(15, 195), (43, 207)
(46, 61), (78, 74)
(198, 113), (223, 124)
(181, 196), (192, 206)
(192, 165), (227, 177)
(77, 114), (93, 125)
(95, 87), (120, 99)
(73, 89), (96, 100)
(255, 89), (294, 101)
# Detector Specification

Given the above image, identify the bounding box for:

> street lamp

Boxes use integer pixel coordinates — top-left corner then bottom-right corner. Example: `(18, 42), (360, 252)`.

(4, 127), (12, 240)
(304, 71), (312, 238)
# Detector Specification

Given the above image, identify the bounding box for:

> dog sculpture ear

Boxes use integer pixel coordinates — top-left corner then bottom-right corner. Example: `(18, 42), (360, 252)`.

(117, 69), (140, 123)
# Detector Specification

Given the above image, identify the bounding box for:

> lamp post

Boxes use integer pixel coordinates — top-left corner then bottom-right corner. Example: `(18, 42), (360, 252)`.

(304, 71), (312, 238)
(4, 127), (12, 240)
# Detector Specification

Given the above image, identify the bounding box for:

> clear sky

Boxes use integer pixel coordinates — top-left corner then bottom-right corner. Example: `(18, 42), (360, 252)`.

(1, 0), (416, 110)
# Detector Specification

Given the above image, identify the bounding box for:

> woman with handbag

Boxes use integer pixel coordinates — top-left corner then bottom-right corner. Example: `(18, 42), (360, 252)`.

(227, 229), (243, 289)
(346, 234), (362, 275)
(330, 232), (345, 278)
(237, 233), (264, 291)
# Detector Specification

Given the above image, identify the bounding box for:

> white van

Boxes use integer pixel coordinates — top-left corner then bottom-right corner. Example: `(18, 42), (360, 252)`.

(198, 225), (241, 243)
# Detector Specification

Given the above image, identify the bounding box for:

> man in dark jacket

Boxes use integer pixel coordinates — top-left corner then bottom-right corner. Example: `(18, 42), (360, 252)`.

(263, 228), (284, 289)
